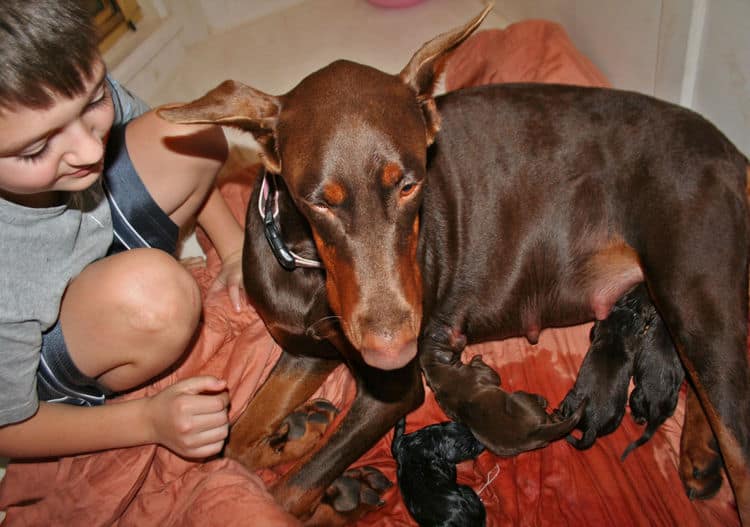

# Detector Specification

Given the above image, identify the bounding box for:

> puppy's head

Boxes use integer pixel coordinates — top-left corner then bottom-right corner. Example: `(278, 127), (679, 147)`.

(157, 5), (493, 371)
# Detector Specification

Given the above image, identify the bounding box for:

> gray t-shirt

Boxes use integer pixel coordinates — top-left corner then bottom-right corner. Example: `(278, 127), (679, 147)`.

(0, 76), (149, 426)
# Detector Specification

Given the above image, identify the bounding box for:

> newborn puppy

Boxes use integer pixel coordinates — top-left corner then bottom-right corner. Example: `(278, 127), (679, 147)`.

(556, 285), (650, 449)
(424, 352), (585, 456)
(391, 418), (486, 527)
(621, 308), (685, 460)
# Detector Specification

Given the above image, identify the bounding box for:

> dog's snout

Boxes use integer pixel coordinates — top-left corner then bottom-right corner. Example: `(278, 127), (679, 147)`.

(360, 329), (418, 370)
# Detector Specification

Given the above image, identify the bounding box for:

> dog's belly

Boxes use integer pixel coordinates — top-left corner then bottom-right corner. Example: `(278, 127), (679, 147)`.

(463, 292), (595, 345)
(434, 237), (644, 346)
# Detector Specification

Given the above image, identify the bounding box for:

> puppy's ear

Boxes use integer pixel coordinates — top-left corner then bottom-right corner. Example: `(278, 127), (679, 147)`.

(157, 80), (282, 173)
(398, 3), (492, 145)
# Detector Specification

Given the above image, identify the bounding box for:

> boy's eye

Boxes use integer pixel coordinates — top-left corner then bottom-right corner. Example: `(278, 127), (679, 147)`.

(85, 85), (109, 112)
(16, 140), (49, 162)
(18, 142), (50, 164)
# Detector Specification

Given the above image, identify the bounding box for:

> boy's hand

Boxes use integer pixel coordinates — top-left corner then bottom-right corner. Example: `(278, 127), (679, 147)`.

(145, 376), (230, 459)
(210, 248), (246, 312)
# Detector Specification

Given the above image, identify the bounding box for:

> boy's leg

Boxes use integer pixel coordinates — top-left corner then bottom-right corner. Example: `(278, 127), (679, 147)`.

(59, 248), (201, 392)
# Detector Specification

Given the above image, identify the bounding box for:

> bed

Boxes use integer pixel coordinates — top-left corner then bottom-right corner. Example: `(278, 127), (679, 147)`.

(0, 20), (741, 526)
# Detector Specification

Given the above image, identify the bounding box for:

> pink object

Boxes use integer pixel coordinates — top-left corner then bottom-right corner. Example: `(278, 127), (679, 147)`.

(367, 0), (425, 8)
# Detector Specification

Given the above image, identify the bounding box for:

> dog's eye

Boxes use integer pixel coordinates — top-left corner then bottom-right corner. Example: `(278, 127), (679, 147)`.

(400, 182), (419, 198)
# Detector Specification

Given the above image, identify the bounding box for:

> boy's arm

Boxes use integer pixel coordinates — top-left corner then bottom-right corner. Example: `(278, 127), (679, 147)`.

(197, 186), (244, 262)
(0, 376), (229, 459)
(196, 186), (247, 311)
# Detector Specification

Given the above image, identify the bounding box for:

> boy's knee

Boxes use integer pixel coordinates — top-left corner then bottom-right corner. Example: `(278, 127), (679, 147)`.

(113, 249), (201, 338)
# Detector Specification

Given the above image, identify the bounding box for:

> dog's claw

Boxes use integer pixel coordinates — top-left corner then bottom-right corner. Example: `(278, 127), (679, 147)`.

(311, 399), (339, 414)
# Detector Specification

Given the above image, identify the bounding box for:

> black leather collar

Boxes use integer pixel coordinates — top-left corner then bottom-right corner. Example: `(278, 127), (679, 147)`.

(258, 169), (323, 271)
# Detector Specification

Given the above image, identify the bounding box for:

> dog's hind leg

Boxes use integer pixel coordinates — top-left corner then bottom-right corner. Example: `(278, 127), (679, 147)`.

(226, 350), (340, 469)
(634, 168), (750, 524)
(647, 268), (750, 523)
(680, 385), (724, 499)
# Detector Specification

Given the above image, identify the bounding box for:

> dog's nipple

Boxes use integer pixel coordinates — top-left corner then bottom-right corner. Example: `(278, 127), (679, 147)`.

(525, 326), (540, 345)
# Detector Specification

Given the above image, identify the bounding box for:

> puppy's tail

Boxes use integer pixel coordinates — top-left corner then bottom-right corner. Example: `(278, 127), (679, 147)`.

(392, 417), (407, 457)
(620, 422), (660, 461)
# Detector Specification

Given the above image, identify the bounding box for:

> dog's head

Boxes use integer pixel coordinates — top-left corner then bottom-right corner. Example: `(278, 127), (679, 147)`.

(158, 6), (491, 370)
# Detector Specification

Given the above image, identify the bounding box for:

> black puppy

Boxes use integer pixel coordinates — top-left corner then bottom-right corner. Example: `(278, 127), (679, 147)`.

(392, 418), (486, 527)
(621, 307), (685, 460)
(556, 286), (647, 449)
(558, 283), (686, 456)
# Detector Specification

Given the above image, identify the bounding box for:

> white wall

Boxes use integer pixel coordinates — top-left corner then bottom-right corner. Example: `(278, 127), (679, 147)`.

(499, 0), (749, 154)
(119, 0), (749, 154)
(690, 0), (750, 155)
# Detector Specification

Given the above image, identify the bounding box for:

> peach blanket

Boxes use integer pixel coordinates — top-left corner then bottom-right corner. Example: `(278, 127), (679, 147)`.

(0, 20), (740, 526)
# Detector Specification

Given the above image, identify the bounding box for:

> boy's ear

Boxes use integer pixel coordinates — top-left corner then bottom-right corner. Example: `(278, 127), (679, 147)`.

(157, 80), (282, 173)
(398, 3), (492, 146)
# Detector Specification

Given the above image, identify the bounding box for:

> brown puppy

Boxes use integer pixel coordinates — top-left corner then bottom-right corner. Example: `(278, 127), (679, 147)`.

(424, 350), (584, 457)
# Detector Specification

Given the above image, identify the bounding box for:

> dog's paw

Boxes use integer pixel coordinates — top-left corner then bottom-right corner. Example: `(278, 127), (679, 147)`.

(303, 466), (392, 527)
(233, 398), (339, 469)
(269, 398), (339, 458)
(679, 439), (724, 500)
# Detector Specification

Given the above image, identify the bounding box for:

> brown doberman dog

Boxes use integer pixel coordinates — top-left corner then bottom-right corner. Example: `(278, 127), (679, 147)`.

(159, 5), (750, 525)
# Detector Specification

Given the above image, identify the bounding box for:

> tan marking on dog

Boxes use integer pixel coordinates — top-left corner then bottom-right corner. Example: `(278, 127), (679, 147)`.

(381, 162), (402, 188)
(311, 230), (361, 343)
(322, 182), (346, 207)
(585, 239), (644, 320)
(397, 216), (424, 329)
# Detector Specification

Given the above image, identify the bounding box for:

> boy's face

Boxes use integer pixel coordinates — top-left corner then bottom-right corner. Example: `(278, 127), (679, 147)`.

(0, 59), (115, 207)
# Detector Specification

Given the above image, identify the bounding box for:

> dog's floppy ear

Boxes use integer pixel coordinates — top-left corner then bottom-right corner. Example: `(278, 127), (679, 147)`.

(157, 80), (282, 173)
(399, 3), (492, 145)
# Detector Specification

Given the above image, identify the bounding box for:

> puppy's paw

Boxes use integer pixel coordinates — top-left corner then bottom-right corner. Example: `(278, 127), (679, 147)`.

(555, 394), (598, 449)
(304, 466), (392, 527)
(557, 383), (628, 449)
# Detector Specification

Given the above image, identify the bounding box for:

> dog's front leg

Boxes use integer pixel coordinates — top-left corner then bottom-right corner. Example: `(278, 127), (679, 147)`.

(272, 358), (424, 524)
(226, 350), (340, 470)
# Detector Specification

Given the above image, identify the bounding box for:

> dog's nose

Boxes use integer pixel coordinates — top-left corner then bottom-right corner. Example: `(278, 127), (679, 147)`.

(360, 330), (418, 370)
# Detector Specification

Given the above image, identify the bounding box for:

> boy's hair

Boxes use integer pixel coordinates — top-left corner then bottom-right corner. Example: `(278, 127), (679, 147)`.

(0, 0), (99, 113)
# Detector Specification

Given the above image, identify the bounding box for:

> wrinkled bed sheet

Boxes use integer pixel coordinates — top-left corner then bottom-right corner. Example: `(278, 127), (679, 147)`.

(0, 20), (740, 526)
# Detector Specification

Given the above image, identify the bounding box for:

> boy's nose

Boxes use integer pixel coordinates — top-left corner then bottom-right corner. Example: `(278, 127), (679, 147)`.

(64, 119), (105, 166)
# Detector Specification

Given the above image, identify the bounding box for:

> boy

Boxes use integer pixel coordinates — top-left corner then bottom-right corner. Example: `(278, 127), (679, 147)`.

(0, 0), (245, 460)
